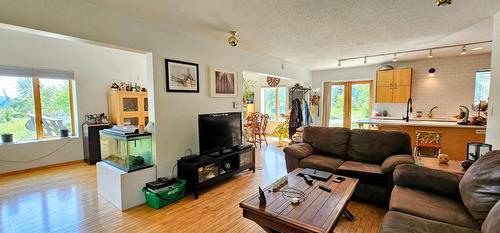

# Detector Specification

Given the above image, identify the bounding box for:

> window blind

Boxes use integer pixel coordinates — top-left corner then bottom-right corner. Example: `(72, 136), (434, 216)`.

(0, 65), (74, 80)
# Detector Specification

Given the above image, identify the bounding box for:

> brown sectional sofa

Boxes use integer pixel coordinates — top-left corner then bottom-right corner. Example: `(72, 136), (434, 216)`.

(380, 151), (500, 233)
(284, 127), (414, 205)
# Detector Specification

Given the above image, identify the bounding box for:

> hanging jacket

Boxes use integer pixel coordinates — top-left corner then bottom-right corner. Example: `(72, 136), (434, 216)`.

(302, 99), (313, 126)
(289, 98), (303, 138)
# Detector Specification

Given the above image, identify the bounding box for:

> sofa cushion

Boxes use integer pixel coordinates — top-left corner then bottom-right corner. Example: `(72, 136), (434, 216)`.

(336, 161), (386, 186)
(390, 186), (479, 229)
(482, 200), (500, 233)
(302, 127), (350, 159)
(459, 150), (500, 225)
(299, 154), (343, 173)
(347, 129), (412, 164)
(380, 211), (481, 233)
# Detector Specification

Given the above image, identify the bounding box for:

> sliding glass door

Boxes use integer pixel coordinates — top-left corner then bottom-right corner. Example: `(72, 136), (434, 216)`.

(323, 81), (373, 128)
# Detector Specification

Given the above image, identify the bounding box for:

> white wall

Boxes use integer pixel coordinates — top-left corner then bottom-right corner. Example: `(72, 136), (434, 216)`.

(0, 0), (311, 176)
(486, 10), (500, 149)
(313, 54), (491, 119)
(0, 28), (147, 173)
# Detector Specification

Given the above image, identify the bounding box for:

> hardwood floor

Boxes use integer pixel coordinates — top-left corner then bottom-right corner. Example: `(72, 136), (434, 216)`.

(0, 139), (385, 233)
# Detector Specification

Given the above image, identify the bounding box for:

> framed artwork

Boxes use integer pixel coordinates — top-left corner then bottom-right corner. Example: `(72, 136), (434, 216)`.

(165, 59), (199, 92)
(210, 67), (238, 97)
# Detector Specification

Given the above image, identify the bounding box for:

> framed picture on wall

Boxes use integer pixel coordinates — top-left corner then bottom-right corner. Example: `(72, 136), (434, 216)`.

(210, 67), (238, 97)
(165, 59), (199, 92)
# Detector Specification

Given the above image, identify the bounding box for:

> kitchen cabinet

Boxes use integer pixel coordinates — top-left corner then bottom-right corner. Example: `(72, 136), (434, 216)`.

(376, 68), (412, 103)
(108, 91), (149, 127)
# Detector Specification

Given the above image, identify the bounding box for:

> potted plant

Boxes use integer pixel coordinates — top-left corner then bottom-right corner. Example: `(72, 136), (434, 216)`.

(243, 79), (255, 104)
(272, 114), (289, 147)
(1, 133), (13, 143)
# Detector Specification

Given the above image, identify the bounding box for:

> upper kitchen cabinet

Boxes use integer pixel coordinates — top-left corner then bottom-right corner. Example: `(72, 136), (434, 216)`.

(376, 68), (412, 103)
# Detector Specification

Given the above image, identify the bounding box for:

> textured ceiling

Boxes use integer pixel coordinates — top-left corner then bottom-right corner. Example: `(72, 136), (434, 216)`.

(79, 0), (500, 70)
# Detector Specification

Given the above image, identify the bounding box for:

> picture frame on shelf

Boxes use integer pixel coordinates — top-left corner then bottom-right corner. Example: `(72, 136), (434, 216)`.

(165, 59), (199, 93)
(210, 66), (238, 98)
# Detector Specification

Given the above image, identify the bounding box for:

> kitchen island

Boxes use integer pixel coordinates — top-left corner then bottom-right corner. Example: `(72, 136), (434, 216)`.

(357, 118), (486, 161)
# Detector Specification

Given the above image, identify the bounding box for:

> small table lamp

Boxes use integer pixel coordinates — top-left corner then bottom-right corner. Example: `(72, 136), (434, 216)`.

(467, 142), (492, 161)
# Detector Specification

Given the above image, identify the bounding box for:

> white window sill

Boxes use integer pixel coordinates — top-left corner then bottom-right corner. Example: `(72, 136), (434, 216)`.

(0, 136), (79, 146)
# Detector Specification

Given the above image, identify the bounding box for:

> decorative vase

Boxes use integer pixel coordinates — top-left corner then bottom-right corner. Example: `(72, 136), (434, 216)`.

(1, 133), (13, 143)
(437, 154), (449, 164)
(60, 129), (69, 137)
(461, 160), (474, 170)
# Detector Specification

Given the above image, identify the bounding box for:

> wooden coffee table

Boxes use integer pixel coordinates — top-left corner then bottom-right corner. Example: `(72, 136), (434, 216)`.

(239, 168), (358, 233)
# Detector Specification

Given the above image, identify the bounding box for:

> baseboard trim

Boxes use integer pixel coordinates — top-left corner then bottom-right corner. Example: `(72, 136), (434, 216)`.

(0, 160), (84, 177)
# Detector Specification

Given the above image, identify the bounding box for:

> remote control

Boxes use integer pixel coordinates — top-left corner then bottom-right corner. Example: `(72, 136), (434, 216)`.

(332, 177), (346, 183)
(319, 184), (332, 192)
(303, 174), (314, 185)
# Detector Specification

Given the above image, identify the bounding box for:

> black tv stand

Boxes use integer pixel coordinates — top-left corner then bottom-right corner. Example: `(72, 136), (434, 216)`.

(177, 147), (255, 199)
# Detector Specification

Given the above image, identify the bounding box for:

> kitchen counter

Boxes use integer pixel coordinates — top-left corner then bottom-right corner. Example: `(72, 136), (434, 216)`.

(370, 116), (456, 122)
(357, 119), (486, 129)
(356, 118), (486, 161)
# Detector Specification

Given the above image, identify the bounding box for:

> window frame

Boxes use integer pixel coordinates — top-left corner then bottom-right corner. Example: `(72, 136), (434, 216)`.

(260, 86), (287, 121)
(473, 70), (491, 104)
(1, 76), (76, 142)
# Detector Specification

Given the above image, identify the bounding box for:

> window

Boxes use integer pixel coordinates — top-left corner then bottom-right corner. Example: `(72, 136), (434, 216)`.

(474, 71), (491, 104)
(261, 86), (287, 121)
(0, 75), (75, 142)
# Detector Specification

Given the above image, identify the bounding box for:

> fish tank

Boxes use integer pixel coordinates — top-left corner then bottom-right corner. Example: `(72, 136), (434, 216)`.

(100, 131), (153, 172)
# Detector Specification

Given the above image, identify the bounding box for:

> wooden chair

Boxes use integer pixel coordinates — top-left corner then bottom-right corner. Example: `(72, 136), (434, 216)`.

(254, 114), (269, 147)
(414, 131), (441, 157)
(245, 113), (270, 147)
(245, 113), (260, 147)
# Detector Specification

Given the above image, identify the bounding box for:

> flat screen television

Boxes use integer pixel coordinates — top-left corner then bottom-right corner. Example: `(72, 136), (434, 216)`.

(198, 112), (242, 155)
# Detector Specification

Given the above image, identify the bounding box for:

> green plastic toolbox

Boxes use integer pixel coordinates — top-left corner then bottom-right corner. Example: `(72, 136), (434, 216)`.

(142, 179), (186, 209)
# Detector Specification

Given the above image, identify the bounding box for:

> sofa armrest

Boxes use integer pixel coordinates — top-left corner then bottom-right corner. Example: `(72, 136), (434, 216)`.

(381, 154), (414, 174)
(283, 143), (314, 160)
(394, 164), (463, 198)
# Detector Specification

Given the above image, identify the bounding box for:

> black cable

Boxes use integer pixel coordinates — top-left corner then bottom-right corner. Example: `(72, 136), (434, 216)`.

(0, 140), (71, 163)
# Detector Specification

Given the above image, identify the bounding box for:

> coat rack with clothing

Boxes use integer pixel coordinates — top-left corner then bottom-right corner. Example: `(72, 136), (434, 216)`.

(288, 84), (313, 139)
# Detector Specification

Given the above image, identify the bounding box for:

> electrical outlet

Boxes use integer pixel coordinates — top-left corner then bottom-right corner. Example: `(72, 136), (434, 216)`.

(233, 101), (240, 109)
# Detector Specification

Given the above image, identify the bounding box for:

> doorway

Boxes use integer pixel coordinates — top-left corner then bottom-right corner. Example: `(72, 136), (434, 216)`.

(322, 81), (373, 128)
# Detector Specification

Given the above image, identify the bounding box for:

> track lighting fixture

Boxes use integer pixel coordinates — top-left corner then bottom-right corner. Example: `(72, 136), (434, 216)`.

(334, 40), (489, 67)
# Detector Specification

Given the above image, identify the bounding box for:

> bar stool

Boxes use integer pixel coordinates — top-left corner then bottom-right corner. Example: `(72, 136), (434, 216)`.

(414, 131), (441, 157)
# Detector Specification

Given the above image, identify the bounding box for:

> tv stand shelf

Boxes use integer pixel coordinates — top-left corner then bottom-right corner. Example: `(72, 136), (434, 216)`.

(177, 147), (255, 199)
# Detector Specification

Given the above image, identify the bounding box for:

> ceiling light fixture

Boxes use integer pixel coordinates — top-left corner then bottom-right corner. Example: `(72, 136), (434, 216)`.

(428, 49), (433, 58)
(338, 59), (342, 67)
(436, 0), (452, 7)
(392, 53), (398, 62)
(428, 68), (436, 77)
(228, 31), (239, 47)
(461, 45), (467, 55)
(364, 56), (367, 64)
